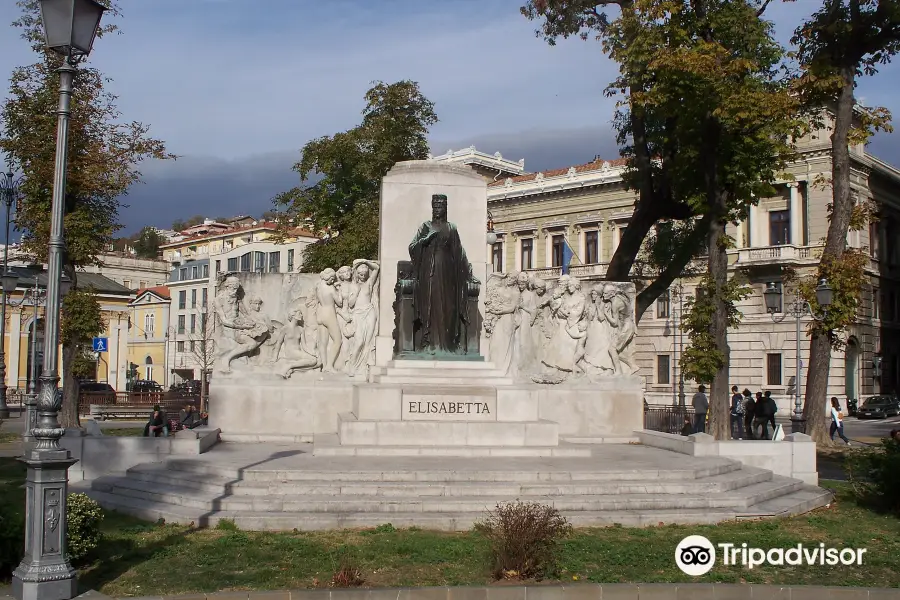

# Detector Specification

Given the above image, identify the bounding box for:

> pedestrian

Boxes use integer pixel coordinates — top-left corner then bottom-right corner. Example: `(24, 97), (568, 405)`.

(829, 397), (851, 445)
(763, 391), (778, 435)
(692, 385), (709, 434)
(730, 385), (745, 439)
(753, 391), (769, 439)
(743, 389), (755, 440)
(681, 416), (693, 437)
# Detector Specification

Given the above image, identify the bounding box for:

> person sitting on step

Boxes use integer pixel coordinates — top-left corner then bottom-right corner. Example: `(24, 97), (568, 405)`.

(142, 404), (169, 437)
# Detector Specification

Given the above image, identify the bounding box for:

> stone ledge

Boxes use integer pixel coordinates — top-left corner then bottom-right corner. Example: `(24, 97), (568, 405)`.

(118, 583), (900, 600)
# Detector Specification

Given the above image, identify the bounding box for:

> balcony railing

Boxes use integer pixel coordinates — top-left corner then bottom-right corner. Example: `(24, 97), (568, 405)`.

(733, 244), (822, 265)
(569, 263), (609, 278)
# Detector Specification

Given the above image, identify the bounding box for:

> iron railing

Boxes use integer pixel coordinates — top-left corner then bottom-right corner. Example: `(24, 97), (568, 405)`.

(643, 404), (696, 435)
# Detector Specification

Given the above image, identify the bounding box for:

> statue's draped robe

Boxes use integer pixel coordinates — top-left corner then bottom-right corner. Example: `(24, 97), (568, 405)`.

(409, 220), (470, 353)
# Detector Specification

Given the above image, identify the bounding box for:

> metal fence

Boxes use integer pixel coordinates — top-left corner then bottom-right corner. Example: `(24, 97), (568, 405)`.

(77, 391), (200, 415)
(643, 404), (696, 435)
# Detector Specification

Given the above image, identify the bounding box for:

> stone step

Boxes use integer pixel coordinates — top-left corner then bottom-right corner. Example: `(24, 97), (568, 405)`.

(371, 375), (515, 385)
(90, 475), (800, 513)
(374, 367), (510, 379)
(156, 457), (744, 482)
(85, 490), (830, 532)
(736, 485), (834, 518)
(388, 360), (501, 371)
(337, 414), (558, 446)
(311, 444), (592, 457)
(122, 463), (771, 497)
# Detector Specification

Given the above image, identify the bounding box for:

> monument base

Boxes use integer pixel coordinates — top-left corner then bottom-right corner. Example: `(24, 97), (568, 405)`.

(208, 378), (355, 443)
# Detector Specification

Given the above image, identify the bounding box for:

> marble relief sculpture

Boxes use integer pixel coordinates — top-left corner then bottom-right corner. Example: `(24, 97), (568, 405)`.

(212, 261), (380, 379)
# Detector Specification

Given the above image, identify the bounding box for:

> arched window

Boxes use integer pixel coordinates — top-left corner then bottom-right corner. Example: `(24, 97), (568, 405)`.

(144, 356), (154, 382)
(144, 312), (155, 336)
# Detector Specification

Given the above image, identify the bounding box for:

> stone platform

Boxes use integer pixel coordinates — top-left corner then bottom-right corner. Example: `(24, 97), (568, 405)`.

(83, 441), (832, 531)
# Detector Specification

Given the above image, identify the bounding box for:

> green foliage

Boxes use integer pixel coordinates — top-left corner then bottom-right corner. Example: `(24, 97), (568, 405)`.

(0, 506), (24, 578)
(215, 518), (239, 531)
(70, 349), (98, 380)
(846, 439), (900, 514)
(474, 500), (573, 581)
(793, 249), (869, 349)
(275, 80), (437, 271)
(67, 492), (104, 563)
(680, 274), (752, 384)
(131, 226), (165, 259)
(61, 286), (106, 347)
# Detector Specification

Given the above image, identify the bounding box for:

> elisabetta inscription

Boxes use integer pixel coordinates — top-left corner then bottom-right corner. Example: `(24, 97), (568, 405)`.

(402, 398), (497, 421)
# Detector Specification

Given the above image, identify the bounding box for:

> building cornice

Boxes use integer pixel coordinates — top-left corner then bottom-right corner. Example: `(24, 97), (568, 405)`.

(430, 146), (526, 176)
(488, 162), (628, 201)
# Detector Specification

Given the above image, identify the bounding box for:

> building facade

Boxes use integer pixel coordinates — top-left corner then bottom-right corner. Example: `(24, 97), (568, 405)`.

(127, 286), (171, 387)
(80, 252), (170, 291)
(159, 221), (318, 385)
(464, 120), (900, 411)
(1, 268), (133, 392)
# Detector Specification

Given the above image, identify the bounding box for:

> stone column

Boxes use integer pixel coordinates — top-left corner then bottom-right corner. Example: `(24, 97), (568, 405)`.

(598, 219), (605, 262)
(788, 182), (801, 246)
(9, 311), (21, 392)
(748, 203), (760, 247)
(513, 234), (521, 271)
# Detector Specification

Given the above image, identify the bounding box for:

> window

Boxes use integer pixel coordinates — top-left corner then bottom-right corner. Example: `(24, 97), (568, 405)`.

(227, 257), (238, 271)
(179, 267), (187, 281)
(551, 235), (564, 267)
(190, 314), (197, 333)
(123, 280), (131, 289)
(240, 253), (251, 272)
(176, 341), (185, 353)
(215, 260), (221, 274)
(521, 238), (534, 270)
(766, 353), (782, 386)
(869, 221), (880, 258)
(145, 366), (154, 381)
(178, 290), (186, 310)
(656, 292), (670, 319)
(584, 230), (599, 264)
(657, 355), (671, 385)
(138, 281), (145, 289)
(189, 340), (195, 352)
(191, 266), (198, 279)
(202, 288), (208, 307)
(203, 264), (210, 278)
(254, 251), (266, 272)
(287, 249), (295, 272)
(144, 313), (155, 336)
(873, 287), (880, 320)
(177, 315), (185, 334)
(769, 210), (791, 246)
(269, 251), (281, 273)
(191, 289), (197, 308)
(491, 242), (503, 273)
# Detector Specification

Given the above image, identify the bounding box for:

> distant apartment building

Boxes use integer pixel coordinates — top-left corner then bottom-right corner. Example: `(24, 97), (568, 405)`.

(127, 286), (171, 387)
(80, 252), (169, 291)
(159, 221), (318, 385)
(439, 112), (900, 411)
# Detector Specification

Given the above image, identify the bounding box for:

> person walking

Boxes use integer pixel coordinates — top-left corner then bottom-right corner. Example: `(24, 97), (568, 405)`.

(730, 385), (745, 439)
(753, 391), (769, 439)
(692, 385), (709, 434)
(829, 397), (851, 445)
(743, 389), (755, 440)
(763, 391), (778, 435)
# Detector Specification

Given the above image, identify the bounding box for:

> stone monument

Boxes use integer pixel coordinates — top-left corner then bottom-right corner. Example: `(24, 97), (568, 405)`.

(209, 159), (643, 447)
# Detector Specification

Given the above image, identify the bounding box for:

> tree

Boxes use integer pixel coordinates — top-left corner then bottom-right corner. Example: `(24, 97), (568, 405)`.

(522, 0), (800, 438)
(187, 311), (216, 407)
(132, 226), (164, 259)
(274, 80), (438, 272)
(793, 0), (900, 444)
(171, 215), (205, 232)
(0, 0), (173, 427)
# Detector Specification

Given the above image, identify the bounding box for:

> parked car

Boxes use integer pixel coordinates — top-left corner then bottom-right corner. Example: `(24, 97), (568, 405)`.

(128, 380), (163, 397)
(170, 380), (201, 397)
(856, 395), (900, 419)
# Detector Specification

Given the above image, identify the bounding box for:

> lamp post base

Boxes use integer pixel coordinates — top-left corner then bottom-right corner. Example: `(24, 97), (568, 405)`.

(790, 416), (807, 435)
(11, 449), (79, 600)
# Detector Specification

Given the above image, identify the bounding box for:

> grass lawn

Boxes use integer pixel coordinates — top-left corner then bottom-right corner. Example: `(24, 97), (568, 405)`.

(2, 458), (899, 596)
(0, 432), (19, 444)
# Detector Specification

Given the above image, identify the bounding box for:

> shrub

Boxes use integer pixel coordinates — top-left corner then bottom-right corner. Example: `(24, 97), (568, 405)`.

(66, 493), (104, 563)
(474, 500), (572, 581)
(846, 439), (900, 513)
(216, 518), (239, 531)
(0, 509), (25, 578)
(330, 547), (364, 588)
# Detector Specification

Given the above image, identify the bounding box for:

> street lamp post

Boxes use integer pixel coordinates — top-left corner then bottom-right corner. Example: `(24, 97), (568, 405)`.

(0, 170), (22, 419)
(671, 282), (686, 406)
(12, 2), (105, 600)
(764, 278), (833, 435)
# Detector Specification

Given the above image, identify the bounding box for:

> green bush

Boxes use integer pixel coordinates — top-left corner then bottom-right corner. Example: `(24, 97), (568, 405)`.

(66, 493), (104, 563)
(474, 500), (572, 581)
(846, 439), (900, 513)
(0, 509), (25, 578)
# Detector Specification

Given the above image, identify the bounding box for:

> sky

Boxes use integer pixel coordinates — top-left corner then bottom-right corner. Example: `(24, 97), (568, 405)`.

(1, 0), (899, 236)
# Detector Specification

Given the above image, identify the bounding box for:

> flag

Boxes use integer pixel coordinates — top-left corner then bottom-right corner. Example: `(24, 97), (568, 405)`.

(561, 237), (575, 275)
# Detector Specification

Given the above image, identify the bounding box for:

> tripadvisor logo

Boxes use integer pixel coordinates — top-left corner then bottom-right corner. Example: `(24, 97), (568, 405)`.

(675, 535), (867, 575)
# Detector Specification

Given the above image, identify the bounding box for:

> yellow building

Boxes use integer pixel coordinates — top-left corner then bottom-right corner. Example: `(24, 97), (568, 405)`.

(126, 286), (171, 388)
(2, 267), (133, 394)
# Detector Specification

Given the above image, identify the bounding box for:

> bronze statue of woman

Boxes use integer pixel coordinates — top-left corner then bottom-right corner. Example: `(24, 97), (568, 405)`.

(408, 194), (473, 354)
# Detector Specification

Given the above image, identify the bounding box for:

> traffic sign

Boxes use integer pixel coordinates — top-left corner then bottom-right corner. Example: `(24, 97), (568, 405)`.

(92, 337), (108, 352)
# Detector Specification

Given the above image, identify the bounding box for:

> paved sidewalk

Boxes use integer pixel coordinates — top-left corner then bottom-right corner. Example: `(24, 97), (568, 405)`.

(4, 583), (900, 600)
